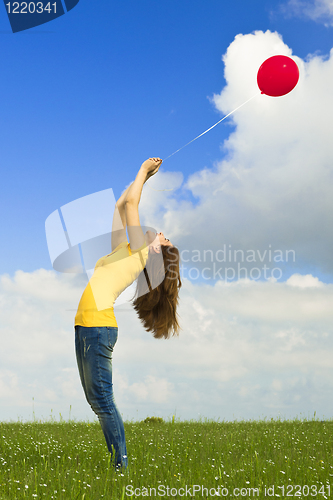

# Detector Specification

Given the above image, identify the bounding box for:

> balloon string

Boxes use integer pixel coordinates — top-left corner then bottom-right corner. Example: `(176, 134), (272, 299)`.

(145, 91), (261, 192)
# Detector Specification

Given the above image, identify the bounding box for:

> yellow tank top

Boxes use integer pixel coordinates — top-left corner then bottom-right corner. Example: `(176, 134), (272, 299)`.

(74, 240), (149, 328)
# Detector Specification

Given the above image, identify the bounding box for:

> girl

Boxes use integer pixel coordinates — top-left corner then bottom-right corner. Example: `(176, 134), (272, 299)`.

(74, 158), (182, 472)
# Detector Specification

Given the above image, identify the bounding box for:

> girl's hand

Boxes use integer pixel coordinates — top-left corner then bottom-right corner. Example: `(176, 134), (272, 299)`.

(141, 158), (162, 182)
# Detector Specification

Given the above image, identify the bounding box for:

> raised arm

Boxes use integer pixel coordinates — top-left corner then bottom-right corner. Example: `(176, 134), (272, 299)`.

(111, 158), (161, 251)
(125, 158), (162, 205)
(111, 182), (135, 251)
(124, 158), (162, 251)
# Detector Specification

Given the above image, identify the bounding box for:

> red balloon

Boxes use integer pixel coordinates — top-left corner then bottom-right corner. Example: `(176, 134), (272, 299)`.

(257, 55), (299, 97)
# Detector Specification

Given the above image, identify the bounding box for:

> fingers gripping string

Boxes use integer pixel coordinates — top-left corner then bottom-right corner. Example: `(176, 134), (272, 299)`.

(145, 92), (261, 192)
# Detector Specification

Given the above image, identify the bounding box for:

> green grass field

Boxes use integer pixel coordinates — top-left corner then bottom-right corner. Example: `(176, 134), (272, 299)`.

(0, 413), (332, 499)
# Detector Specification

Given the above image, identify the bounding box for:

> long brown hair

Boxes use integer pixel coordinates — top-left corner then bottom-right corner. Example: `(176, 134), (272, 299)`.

(130, 245), (182, 339)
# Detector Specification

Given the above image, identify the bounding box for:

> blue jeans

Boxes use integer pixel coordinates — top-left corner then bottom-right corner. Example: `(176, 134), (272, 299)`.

(75, 325), (128, 470)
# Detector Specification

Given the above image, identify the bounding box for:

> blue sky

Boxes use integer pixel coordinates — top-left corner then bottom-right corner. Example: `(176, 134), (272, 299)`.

(1, 0), (333, 425)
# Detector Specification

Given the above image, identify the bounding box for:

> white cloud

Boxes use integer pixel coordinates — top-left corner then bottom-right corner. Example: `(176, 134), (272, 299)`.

(286, 273), (323, 287)
(141, 30), (333, 278)
(116, 374), (175, 404)
(282, 0), (333, 25)
(1, 267), (332, 423)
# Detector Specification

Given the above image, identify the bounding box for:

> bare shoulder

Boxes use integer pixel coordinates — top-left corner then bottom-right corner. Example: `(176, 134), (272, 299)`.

(111, 229), (127, 252)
